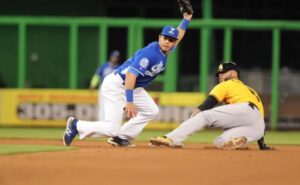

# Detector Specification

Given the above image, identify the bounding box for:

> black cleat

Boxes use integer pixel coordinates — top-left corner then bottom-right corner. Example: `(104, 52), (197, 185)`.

(107, 136), (136, 147)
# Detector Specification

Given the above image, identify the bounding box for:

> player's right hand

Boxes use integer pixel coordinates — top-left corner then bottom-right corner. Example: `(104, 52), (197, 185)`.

(190, 108), (201, 118)
(125, 102), (137, 118)
(260, 146), (276, 150)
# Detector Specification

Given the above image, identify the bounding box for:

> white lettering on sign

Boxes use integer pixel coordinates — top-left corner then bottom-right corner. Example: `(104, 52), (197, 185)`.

(17, 103), (194, 123)
(17, 103), (98, 120)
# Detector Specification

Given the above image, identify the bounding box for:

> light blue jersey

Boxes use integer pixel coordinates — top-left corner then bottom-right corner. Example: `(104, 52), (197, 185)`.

(96, 62), (120, 81)
(115, 41), (173, 88)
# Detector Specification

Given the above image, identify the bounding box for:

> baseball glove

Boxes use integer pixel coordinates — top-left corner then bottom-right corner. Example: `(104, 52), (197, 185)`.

(178, 0), (193, 15)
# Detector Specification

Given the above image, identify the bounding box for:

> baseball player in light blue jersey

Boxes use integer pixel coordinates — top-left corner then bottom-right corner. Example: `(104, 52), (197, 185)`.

(63, 12), (193, 147)
(89, 50), (121, 89)
(90, 50), (120, 120)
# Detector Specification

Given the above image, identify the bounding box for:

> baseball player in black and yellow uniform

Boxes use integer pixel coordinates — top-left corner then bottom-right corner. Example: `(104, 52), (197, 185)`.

(150, 62), (272, 150)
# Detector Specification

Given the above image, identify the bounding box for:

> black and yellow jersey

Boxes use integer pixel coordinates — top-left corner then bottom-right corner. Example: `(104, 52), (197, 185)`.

(209, 79), (264, 118)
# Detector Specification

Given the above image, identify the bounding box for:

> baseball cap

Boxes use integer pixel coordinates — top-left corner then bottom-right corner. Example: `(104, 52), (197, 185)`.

(110, 50), (120, 57)
(215, 62), (240, 77)
(160, 26), (179, 40)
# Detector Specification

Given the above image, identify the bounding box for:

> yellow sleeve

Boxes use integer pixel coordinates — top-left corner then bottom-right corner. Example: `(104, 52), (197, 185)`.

(90, 74), (100, 89)
(209, 82), (228, 102)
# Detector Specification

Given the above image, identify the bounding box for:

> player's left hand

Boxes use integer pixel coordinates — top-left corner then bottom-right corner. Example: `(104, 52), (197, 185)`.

(190, 108), (201, 118)
(178, 0), (193, 16)
(125, 102), (137, 118)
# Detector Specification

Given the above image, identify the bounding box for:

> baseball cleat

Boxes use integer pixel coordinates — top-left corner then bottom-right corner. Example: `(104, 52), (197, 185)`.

(107, 136), (136, 147)
(149, 136), (183, 148)
(63, 116), (78, 146)
(220, 136), (248, 150)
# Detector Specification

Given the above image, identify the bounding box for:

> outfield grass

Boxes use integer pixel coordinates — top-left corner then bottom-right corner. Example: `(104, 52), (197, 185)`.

(0, 127), (78, 155)
(0, 144), (77, 155)
(1, 127), (300, 145)
(0, 127), (66, 139)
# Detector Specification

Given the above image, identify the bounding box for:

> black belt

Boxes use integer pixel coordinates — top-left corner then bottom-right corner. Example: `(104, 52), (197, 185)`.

(248, 102), (258, 110)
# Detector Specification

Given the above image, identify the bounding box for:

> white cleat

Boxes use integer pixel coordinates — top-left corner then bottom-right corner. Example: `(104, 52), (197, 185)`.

(149, 136), (183, 148)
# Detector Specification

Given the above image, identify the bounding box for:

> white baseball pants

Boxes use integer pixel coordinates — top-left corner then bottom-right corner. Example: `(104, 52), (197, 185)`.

(166, 103), (265, 146)
(77, 73), (159, 140)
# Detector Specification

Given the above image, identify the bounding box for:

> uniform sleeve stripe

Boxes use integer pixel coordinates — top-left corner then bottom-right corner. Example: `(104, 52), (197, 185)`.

(128, 67), (144, 76)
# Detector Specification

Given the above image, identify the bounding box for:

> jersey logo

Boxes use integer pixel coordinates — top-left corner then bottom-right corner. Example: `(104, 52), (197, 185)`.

(145, 61), (165, 77)
(139, 58), (149, 68)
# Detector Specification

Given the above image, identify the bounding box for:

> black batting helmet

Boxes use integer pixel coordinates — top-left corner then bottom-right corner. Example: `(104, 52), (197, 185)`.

(215, 62), (240, 77)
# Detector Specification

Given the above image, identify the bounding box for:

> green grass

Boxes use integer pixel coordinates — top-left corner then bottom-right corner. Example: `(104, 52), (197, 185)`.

(0, 144), (77, 155)
(0, 127), (299, 155)
(262, 131), (300, 145)
(1, 127), (300, 145)
(0, 127), (65, 139)
(0, 127), (77, 155)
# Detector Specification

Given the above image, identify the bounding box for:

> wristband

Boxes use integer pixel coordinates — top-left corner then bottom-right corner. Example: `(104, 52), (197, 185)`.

(179, 18), (190, 31)
(125, 89), (133, 102)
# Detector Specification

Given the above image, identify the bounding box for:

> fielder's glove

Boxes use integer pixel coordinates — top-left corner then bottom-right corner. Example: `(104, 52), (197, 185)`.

(178, 0), (193, 15)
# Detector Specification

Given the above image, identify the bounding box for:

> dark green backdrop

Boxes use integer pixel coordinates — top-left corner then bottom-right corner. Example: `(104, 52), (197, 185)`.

(0, 26), (99, 88)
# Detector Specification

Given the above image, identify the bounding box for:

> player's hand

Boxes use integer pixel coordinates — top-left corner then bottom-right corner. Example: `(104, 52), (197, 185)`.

(259, 145), (276, 150)
(190, 108), (201, 118)
(178, 0), (193, 16)
(89, 86), (95, 91)
(125, 102), (137, 118)
(183, 12), (193, 21)
(261, 146), (275, 150)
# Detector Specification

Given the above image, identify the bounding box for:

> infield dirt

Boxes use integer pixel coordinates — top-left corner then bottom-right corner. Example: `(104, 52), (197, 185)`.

(0, 139), (299, 185)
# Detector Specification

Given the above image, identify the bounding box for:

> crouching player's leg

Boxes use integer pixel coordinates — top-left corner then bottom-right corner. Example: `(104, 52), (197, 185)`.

(213, 121), (265, 150)
(150, 111), (210, 147)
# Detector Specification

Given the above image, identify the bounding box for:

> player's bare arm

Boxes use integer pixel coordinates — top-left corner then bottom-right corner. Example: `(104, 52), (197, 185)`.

(159, 13), (192, 55)
(175, 0), (193, 46)
(124, 72), (138, 118)
(176, 13), (193, 46)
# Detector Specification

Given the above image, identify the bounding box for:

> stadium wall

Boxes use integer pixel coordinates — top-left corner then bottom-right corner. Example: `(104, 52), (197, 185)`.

(0, 89), (206, 130)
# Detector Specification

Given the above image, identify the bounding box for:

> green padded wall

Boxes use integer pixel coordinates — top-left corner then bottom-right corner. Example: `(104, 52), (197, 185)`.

(26, 26), (69, 88)
(0, 26), (18, 87)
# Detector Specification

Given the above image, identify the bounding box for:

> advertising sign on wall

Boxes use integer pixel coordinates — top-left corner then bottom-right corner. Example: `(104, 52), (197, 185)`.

(0, 89), (205, 129)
